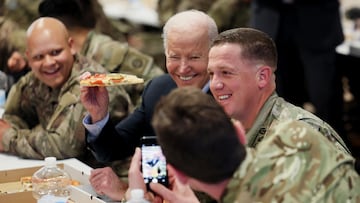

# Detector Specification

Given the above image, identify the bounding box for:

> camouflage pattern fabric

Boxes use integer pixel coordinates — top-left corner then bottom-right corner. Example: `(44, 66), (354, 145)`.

(150, 0), (250, 72)
(0, 16), (26, 73)
(91, 0), (127, 42)
(0, 0), (38, 87)
(246, 92), (351, 154)
(128, 0), (251, 74)
(157, 0), (250, 31)
(81, 31), (165, 105)
(3, 0), (40, 29)
(1, 54), (133, 160)
(222, 120), (360, 202)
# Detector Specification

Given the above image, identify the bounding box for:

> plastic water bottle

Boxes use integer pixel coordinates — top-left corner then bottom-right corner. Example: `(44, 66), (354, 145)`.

(31, 157), (72, 201)
(0, 89), (5, 108)
(0, 70), (9, 92)
(126, 189), (150, 203)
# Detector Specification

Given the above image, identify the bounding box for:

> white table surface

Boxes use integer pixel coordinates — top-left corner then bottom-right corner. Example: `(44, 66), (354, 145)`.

(0, 153), (93, 175)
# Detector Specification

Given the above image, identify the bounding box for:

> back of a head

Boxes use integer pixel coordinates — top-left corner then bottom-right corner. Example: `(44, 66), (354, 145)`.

(212, 28), (278, 70)
(162, 9), (218, 50)
(152, 87), (246, 183)
(38, 0), (96, 29)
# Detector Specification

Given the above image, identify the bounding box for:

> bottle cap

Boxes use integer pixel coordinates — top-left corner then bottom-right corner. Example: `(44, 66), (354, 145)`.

(44, 157), (57, 168)
(0, 89), (6, 107)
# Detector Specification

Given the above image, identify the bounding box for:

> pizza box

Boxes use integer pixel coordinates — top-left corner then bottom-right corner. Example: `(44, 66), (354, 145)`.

(0, 163), (107, 203)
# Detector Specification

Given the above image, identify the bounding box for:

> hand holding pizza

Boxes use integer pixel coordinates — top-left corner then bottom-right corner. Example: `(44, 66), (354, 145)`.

(79, 72), (109, 123)
(79, 72), (144, 123)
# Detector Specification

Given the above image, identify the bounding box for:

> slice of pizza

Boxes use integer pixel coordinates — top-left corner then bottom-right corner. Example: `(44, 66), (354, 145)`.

(80, 73), (144, 87)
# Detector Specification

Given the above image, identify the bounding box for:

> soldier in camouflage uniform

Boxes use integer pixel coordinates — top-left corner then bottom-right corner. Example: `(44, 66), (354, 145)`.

(129, 87), (359, 202)
(208, 28), (352, 156)
(0, 17), (132, 161)
(38, 0), (164, 106)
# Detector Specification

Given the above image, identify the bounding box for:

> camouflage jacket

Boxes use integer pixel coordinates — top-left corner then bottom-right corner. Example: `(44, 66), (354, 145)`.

(246, 92), (351, 154)
(222, 120), (360, 203)
(1, 54), (132, 159)
(81, 31), (164, 105)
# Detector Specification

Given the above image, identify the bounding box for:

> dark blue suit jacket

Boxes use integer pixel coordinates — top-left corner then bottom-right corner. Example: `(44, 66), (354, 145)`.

(87, 74), (177, 162)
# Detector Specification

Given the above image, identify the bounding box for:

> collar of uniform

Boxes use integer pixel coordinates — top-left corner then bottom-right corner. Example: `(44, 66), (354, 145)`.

(246, 92), (278, 147)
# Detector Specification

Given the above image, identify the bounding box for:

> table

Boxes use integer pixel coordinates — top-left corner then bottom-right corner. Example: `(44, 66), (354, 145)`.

(0, 153), (109, 203)
(0, 153), (93, 175)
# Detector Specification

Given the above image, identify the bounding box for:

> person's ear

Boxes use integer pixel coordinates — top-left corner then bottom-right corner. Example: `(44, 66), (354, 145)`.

(168, 164), (189, 184)
(68, 37), (77, 55)
(232, 119), (246, 145)
(256, 66), (272, 88)
(25, 50), (33, 69)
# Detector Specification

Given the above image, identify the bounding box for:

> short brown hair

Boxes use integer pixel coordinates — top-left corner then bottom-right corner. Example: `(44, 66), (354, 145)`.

(152, 87), (246, 183)
(212, 27), (278, 69)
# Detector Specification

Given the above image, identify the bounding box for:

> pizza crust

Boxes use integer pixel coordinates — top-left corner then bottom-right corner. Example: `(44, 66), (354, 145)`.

(80, 73), (144, 87)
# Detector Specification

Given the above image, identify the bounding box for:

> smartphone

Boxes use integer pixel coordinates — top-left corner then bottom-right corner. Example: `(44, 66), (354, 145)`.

(140, 136), (169, 189)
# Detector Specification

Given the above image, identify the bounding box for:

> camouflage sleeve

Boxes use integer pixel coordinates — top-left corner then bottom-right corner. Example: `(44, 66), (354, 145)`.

(113, 46), (164, 106)
(234, 120), (360, 202)
(207, 0), (250, 31)
(2, 78), (86, 160)
(86, 33), (164, 82)
(157, 0), (179, 26)
(118, 46), (164, 81)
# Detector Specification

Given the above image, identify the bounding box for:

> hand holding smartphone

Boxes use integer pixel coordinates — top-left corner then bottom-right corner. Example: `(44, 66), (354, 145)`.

(140, 136), (169, 189)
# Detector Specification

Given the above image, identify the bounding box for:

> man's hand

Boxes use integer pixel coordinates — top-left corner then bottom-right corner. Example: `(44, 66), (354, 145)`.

(0, 119), (11, 151)
(79, 72), (109, 123)
(128, 148), (147, 190)
(127, 148), (162, 202)
(150, 165), (200, 203)
(89, 167), (128, 201)
(7, 51), (27, 73)
(127, 148), (200, 203)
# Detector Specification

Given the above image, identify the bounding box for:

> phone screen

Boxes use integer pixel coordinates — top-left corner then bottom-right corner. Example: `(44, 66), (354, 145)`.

(140, 136), (168, 188)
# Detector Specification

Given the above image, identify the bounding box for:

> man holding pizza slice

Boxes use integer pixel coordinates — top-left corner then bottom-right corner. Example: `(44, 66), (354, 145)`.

(80, 10), (218, 202)
(37, 0), (165, 106)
